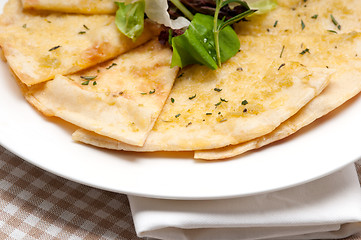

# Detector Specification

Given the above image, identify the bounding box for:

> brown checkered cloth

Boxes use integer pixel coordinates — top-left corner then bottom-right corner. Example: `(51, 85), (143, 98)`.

(0, 145), (360, 240)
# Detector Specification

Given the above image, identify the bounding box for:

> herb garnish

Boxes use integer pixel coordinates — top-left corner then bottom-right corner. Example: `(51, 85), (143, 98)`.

(301, 19), (305, 30)
(300, 48), (310, 55)
(241, 100), (248, 105)
(80, 75), (97, 80)
(330, 14), (341, 30)
(48, 45), (61, 51)
(214, 88), (222, 92)
(311, 14), (318, 19)
(175, 113), (181, 118)
(189, 94), (196, 100)
(171, 97), (175, 103)
(280, 45), (285, 58)
(149, 89), (156, 94)
(273, 20), (278, 27)
(278, 63), (286, 70)
(106, 63), (117, 69)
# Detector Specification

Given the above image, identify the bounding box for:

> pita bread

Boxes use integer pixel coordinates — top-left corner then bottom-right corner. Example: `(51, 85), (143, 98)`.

(236, 0), (361, 36)
(194, 32), (361, 159)
(0, 0), (158, 86)
(26, 40), (178, 146)
(21, 0), (116, 14)
(72, 58), (331, 151)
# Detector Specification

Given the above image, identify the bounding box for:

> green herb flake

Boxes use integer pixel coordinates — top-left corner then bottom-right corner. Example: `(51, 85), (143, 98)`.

(78, 31), (86, 34)
(327, 30), (338, 34)
(242, 100), (248, 105)
(93, 81), (97, 86)
(214, 88), (222, 92)
(171, 98), (175, 103)
(280, 45), (285, 58)
(300, 48), (310, 55)
(106, 63), (117, 70)
(48, 45), (61, 51)
(301, 19), (305, 30)
(215, 101), (222, 107)
(278, 63), (286, 70)
(189, 94), (196, 100)
(81, 80), (90, 85)
(149, 89), (156, 94)
(311, 14), (318, 19)
(220, 97), (228, 102)
(273, 20), (278, 27)
(206, 112), (212, 115)
(330, 14), (341, 30)
(175, 113), (181, 118)
(83, 24), (89, 30)
(80, 75), (97, 80)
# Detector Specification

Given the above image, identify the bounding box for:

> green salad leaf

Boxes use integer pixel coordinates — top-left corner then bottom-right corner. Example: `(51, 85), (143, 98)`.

(248, 0), (278, 14)
(171, 5), (255, 70)
(115, 1), (145, 41)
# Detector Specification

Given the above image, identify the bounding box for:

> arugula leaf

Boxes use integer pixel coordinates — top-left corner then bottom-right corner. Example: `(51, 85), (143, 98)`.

(115, 1), (145, 41)
(171, 13), (240, 70)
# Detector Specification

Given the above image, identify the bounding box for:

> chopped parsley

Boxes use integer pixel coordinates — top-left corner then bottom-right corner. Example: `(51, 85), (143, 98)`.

(175, 113), (181, 118)
(171, 97), (175, 103)
(242, 100), (248, 105)
(149, 89), (156, 94)
(311, 14), (318, 19)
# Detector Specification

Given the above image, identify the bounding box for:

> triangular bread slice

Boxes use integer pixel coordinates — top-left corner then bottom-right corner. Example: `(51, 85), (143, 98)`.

(194, 32), (361, 159)
(72, 59), (331, 151)
(21, 0), (117, 14)
(195, 67), (361, 159)
(0, 0), (158, 86)
(25, 40), (178, 146)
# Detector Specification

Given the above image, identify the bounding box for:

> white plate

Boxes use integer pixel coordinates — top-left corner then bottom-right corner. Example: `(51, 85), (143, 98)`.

(0, 1), (360, 200)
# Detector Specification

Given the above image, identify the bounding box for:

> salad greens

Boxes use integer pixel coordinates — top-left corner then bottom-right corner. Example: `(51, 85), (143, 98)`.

(115, 1), (145, 41)
(115, 0), (277, 69)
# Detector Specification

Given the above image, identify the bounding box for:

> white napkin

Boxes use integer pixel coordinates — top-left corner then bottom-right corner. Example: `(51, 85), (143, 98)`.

(128, 164), (361, 240)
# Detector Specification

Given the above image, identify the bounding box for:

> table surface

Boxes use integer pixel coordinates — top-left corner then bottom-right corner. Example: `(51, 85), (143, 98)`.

(0, 145), (360, 240)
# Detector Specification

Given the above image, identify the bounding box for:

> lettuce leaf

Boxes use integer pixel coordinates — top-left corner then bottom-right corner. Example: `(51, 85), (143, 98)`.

(171, 13), (240, 70)
(115, 1), (145, 41)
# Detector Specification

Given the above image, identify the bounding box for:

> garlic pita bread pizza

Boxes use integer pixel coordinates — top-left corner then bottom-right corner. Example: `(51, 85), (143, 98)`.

(26, 40), (178, 146)
(236, 0), (361, 36)
(0, 0), (158, 86)
(195, 32), (361, 159)
(21, 0), (117, 14)
(72, 58), (331, 151)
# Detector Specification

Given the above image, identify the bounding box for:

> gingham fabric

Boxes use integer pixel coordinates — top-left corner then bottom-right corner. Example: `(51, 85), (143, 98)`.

(0, 145), (360, 240)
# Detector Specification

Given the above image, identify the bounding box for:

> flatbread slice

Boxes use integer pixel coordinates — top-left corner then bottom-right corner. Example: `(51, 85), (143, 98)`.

(21, 0), (117, 14)
(26, 40), (178, 146)
(0, 0), (158, 86)
(72, 59), (331, 151)
(194, 32), (361, 159)
(195, 67), (361, 159)
(236, 0), (361, 36)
